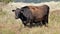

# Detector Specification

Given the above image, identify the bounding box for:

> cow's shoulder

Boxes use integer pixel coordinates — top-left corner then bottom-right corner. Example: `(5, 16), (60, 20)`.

(21, 6), (29, 9)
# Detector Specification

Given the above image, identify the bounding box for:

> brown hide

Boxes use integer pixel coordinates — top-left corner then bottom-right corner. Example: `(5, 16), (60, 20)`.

(28, 5), (49, 21)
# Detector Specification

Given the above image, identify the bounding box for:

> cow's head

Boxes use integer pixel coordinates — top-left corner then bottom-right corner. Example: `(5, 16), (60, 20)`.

(12, 6), (28, 20)
(12, 8), (22, 19)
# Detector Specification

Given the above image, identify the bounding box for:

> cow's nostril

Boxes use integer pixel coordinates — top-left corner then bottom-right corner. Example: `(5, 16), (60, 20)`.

(15, 18), (18, 19)
(15, 17), (19, 19)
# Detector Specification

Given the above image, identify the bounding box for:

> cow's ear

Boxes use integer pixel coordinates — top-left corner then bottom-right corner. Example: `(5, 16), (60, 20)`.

(12, 10), (15, 12)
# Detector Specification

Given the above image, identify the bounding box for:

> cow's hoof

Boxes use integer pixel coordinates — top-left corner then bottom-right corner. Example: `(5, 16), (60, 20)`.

(45, 24), (48, 27)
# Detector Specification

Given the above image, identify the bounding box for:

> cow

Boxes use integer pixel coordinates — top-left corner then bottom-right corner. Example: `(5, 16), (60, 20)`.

(12, 5), (50, 27)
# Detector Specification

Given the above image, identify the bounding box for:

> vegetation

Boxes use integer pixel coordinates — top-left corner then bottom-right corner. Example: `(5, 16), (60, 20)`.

(0, 1), (60, 34)
(0, 0), (12, 3)
(0, 7), (60, 34)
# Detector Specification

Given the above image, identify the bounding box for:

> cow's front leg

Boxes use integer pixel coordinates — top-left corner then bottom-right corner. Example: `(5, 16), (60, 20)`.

(29, 20), (34, 28)
(23, 21), (28, 27)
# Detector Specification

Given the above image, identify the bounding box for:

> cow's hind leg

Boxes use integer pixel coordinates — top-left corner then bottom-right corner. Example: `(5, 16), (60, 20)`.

(44, 16), (48, 27)
(46, 16), (48, 24)
(42, 18), (48, 27)
(42, 20), (46, 25)
(43, 16), (48, 27)
(45, 16), (48, 27)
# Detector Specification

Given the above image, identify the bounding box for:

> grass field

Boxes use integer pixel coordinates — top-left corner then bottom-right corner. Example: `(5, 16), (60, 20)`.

(0, 1), (60, 34)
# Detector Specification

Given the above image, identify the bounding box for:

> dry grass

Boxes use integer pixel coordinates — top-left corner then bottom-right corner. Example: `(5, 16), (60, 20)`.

(0, 1), (60, 34)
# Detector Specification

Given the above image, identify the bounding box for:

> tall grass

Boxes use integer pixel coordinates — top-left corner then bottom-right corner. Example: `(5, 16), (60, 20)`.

(0, 0), (12, 3)
(0, 1), (60, 34)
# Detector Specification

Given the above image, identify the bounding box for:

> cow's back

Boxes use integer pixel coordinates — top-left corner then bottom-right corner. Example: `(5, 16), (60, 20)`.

(28, 5), (49, 21)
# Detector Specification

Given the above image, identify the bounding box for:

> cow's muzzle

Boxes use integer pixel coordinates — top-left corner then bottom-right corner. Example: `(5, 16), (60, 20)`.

(15, 16), (19, 19)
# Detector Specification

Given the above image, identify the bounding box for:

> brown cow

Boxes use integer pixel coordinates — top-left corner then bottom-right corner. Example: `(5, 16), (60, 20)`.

(12, 5), (50, 27)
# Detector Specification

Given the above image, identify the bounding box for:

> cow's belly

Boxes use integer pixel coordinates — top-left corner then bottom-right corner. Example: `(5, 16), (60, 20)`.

(33, 16), (44, 23)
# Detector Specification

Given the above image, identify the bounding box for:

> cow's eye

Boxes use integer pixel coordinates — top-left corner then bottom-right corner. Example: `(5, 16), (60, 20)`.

(12, 10), (15, 12)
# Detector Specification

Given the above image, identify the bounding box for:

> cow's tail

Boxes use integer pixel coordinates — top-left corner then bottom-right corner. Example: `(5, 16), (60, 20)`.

(47, 5), (50, 15)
